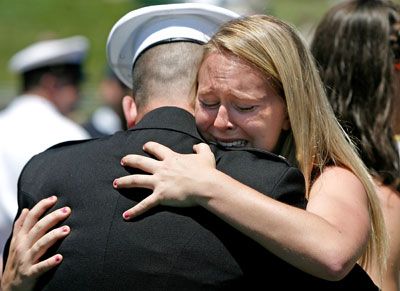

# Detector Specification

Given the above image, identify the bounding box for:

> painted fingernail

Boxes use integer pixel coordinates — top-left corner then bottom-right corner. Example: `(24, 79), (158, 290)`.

(120, 159), (125, 166)
(113, 179), (118, 188)
(55, 255), (62, 263)
(61, 207), (69, 214)
(123, 212), (130, 220)
(62, 226), (69, 233)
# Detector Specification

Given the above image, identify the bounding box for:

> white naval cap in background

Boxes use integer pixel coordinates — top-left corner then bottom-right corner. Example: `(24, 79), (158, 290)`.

(9, 35), (89, 74)
(106, 3), (239, 88)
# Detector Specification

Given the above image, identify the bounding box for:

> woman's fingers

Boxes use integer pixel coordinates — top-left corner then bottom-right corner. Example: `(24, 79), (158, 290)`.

(193, 143), (216, 167)
(114, 174), (154, 190)
(121, 154), (160, 174)
(122, 194), (160, 220)
(12, 208), (29, 235)
(27, 207), (71, 247)
(2, 198), (71, 291)
(117, 142), (217, 220)
(142, 141), (175, 160)
(30, 226), (70, 263)
(193, 143), (210, 154)
(22, 196), (58, 232)
(30, 254), (63, 279)
(193, 143), (214, 157)
(8, 209), (30, 254)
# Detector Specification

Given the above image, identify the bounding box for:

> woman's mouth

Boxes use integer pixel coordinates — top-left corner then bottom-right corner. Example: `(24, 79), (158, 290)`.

(216, 139), (248, 148)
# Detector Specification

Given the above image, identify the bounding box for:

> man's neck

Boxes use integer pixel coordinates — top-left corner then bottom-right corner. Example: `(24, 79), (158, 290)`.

(136, 101), (194, 123)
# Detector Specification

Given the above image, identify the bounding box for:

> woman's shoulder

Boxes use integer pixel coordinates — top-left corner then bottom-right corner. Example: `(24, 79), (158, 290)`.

(314, 166), (365, 190)
(309, 165), (368, 208)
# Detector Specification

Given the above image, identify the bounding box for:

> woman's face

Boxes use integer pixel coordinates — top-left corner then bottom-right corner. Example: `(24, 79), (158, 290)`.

(195, 51), (290, 151)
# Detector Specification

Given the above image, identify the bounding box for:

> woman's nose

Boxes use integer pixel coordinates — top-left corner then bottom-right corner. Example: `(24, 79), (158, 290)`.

(213, 106), (234, 130)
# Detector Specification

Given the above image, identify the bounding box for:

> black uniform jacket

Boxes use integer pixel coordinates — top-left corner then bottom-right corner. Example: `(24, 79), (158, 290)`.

(4, 107), (377, 290)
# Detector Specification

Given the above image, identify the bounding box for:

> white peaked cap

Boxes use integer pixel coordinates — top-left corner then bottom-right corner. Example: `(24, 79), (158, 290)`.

(9, 36), (89, 73)
(106, 3), (239, 88)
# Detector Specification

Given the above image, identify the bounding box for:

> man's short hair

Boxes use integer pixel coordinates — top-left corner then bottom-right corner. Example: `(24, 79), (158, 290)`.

(131, 42), (204, 109)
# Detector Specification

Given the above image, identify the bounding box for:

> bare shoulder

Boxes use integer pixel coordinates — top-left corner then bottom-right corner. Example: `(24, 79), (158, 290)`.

(318, 165), (362, 180)
(308, 166), (369, 226)
(311, 166), (366, 200)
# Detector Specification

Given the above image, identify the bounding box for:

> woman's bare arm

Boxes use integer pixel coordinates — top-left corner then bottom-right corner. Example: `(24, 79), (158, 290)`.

(115, 142), (370, 280)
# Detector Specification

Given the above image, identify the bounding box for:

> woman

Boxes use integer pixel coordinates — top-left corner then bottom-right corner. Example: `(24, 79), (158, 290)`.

(114, 14), (388, 284)
(311, 0), (400, 289)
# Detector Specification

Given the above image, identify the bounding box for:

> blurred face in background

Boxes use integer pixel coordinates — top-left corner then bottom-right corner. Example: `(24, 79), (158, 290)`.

(53, 81), (81, 115)
(100, 77), (128, 115)
(41, 64), (84, 115)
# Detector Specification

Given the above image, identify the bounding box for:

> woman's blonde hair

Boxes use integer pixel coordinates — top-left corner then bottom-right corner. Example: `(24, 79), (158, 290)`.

(205, 14), (387, 276)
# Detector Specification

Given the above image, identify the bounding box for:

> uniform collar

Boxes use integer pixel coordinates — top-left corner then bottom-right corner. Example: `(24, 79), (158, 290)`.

(131, 106), (204, 141)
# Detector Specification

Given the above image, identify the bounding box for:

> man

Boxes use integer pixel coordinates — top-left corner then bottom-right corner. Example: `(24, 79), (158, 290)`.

(2, 4), (304, 290)
(0, 36), (90, 268)
(1, 3), (377, 291)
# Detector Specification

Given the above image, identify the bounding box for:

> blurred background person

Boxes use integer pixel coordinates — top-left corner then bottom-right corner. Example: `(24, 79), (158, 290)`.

(82, 68), (129, 138)
(0, 36), (90, 272)
(311, 0), (400, 290)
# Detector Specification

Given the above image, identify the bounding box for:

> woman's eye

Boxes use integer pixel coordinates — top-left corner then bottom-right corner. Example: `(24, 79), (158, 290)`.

(199, 100), (219, 108)
(236, 105), (255, 112)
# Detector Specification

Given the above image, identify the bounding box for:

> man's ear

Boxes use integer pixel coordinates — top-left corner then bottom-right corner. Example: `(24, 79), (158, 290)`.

(122, 95), (137, 129)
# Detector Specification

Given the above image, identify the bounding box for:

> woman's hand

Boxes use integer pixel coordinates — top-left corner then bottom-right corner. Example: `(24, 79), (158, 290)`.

(1, 196), (71, 291)
(113, 142), (216, 219)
